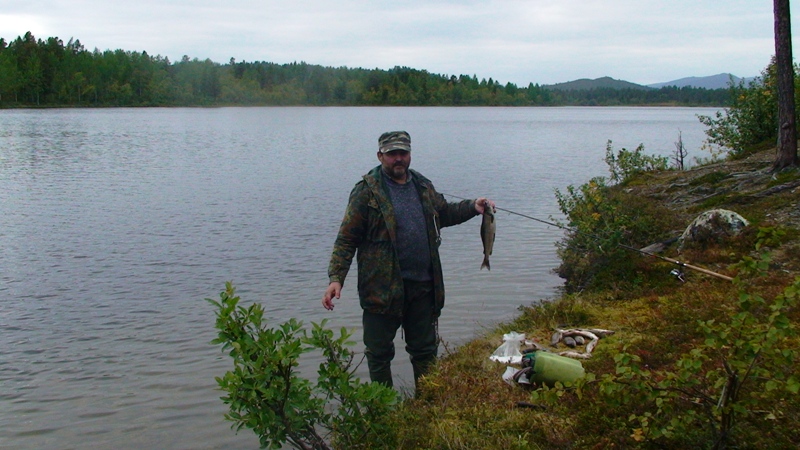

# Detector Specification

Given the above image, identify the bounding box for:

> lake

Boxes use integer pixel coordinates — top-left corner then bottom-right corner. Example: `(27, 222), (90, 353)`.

(0, 106), (720, 449)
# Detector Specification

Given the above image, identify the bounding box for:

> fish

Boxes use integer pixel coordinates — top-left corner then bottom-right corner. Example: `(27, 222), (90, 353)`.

(550, 330), (562, 347)
(565, 330), (600, 342)
(563, 336), (577, 348)
(522, 340), (548, 353)
(480, 205), (496, 270)
(558, 351), (592, 359)
(584, 328), (615, 338)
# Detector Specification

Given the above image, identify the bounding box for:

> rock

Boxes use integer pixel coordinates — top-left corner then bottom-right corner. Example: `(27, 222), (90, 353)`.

(678, 209), (749, 250)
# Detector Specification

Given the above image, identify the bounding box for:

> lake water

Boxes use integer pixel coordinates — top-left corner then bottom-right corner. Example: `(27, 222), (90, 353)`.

(0, 106), (719, 449)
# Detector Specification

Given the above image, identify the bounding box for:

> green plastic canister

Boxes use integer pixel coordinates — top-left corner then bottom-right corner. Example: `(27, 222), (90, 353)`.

(524, 351), (585, 385)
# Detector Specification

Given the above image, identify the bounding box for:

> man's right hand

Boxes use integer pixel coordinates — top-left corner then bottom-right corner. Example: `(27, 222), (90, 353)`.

(322, 282), (341, 310)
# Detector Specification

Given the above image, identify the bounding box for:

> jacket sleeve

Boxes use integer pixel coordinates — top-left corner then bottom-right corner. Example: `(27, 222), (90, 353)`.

(327, 182), (369, 286)
(429, 185), (478, 228)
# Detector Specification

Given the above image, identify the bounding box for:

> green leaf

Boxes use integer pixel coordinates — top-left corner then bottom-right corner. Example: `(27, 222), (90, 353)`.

(786, 376), (800, 394)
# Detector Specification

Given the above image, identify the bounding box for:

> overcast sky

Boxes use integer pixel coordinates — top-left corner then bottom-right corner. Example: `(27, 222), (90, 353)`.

(1, 0), (793, 86)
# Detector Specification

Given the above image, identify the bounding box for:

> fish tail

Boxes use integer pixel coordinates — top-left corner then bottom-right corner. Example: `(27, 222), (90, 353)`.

(481, 256), (491, 271)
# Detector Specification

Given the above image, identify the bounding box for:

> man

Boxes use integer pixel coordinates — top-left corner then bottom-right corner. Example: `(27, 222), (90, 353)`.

(322, 130), (494, 389)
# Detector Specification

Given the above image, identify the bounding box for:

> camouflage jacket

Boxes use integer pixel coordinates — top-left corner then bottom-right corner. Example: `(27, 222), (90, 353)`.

(328, 166), (477, 316)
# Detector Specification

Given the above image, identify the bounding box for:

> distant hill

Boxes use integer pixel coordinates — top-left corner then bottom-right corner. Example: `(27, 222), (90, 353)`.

(544, 76), (652, 91)
(647, 73), (756, 89)
(543, 74), (759, 92)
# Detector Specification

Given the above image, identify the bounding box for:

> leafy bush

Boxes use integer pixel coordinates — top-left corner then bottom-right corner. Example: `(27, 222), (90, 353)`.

(208, 282), (399, 449)
(594, 238), (799, 449)
(554, 143), (678, 293)
(531, 233), (799, 449)
(604, 141), (669, 185)
(698, 60), (800, 159)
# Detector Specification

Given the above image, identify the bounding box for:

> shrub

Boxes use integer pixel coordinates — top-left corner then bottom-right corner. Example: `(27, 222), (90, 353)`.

(554, 143), (678, 293)
(531, 236), (799, 449)
(208, 282), (399, 449)
(698, 60), (800, 159)
(604, 141), (669, 185)
(594, 240), (799, 449)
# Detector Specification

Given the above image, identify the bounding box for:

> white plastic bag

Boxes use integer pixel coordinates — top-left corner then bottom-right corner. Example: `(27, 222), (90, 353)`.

(502, 366), (531, 386)
(501, 366), (518, 386)
(489, 331), (525, 364)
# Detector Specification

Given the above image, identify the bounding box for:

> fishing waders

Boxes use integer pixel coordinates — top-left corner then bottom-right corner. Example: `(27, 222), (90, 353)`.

(362, 279), (438, 391)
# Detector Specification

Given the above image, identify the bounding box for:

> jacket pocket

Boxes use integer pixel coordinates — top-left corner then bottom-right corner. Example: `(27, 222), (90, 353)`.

(366, 199), (391, 242)
(357, 241), (395, 311)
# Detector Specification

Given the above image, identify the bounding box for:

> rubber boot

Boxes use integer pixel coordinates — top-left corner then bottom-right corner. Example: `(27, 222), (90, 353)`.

(411, 355), (435, 395)
(368, 359), (394, 388)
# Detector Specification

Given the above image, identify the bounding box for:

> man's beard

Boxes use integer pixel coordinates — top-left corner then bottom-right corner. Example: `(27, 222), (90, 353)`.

(388, 163), (408, 180)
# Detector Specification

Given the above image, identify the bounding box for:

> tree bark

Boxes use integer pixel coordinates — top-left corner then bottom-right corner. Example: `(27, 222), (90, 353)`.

(773, 0), (798, 171)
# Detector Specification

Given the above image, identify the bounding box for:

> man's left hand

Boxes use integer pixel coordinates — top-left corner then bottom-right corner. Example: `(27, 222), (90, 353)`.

(475, 197), (496, 214)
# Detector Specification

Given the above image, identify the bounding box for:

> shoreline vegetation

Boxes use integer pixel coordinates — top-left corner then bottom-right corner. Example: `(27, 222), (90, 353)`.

(1, 32), (730, 109)
(394, 146), (800, 449)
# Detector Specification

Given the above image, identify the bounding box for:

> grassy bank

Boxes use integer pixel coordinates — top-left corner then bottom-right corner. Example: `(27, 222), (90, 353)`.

(390, 148), (800, 449)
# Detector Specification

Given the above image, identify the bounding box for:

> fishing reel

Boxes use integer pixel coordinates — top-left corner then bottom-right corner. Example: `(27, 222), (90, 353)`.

(670, 268), (686, 282)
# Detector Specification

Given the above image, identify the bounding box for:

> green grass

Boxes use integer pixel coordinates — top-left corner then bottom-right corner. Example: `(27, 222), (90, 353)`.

(689, 171), (731, 186)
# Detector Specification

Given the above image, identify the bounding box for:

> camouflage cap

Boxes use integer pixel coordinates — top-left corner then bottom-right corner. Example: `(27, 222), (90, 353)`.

(378, 131), (411, 153)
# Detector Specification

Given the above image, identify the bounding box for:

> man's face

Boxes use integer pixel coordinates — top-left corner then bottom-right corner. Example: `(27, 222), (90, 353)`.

(378, 150), (411, 181)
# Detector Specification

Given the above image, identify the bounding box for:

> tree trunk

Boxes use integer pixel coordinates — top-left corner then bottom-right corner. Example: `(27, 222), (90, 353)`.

(773, 0), (798, 171)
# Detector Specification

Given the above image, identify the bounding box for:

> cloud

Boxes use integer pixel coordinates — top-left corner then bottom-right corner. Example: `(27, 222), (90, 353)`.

(0, 0), (789, 85)
(0, 14), (52, 39)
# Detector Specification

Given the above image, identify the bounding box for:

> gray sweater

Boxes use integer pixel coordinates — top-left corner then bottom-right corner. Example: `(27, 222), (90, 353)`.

(385, 174), (432, 281)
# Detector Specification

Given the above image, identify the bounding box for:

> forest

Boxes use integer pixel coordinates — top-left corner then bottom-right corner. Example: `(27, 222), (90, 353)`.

(0, 32), (730, 108)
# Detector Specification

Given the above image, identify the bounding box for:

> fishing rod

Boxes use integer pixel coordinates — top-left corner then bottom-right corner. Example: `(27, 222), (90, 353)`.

(442, 192), (733, 282)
